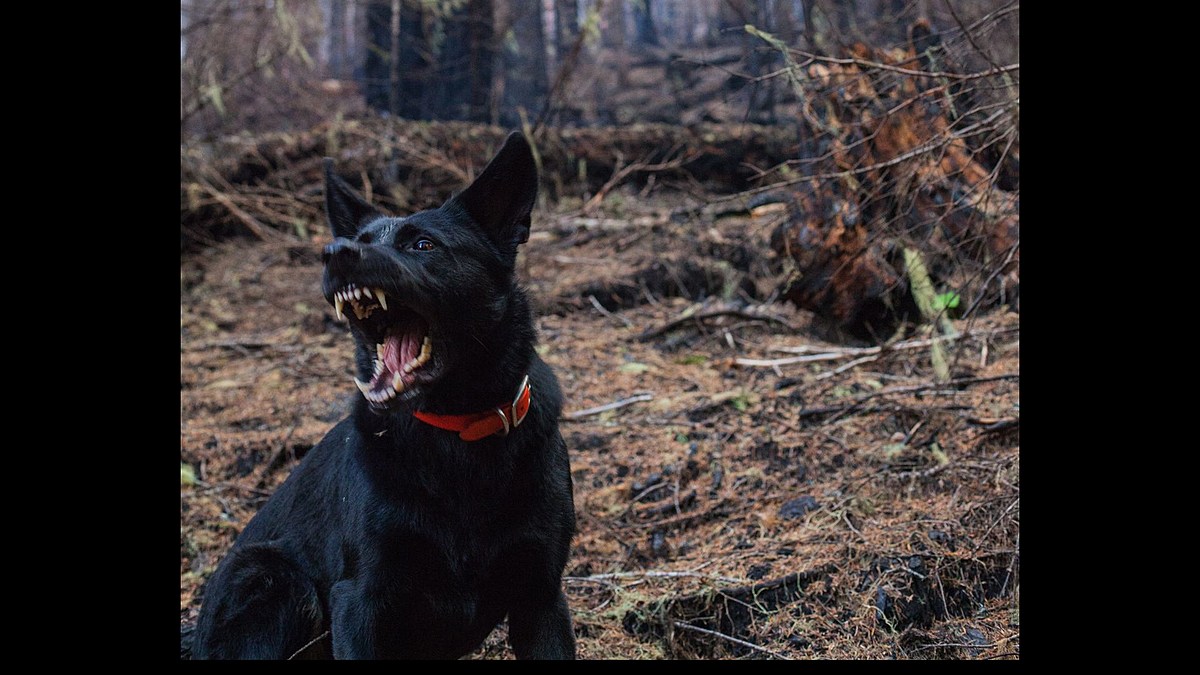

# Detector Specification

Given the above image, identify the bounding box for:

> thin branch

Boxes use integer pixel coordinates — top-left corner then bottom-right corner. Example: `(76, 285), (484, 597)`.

(784, 48), (1018, 82)
(710, 107), (1012, 203)
(566, 569), (744, 584)
(288, 630), (330, 660)
(738, 334), (964, 368)
(564, 393), (654, 420)
(671, 621), (791, 660)
(583, 150), (699, 214)
(588, 294), (634, 328)
(638, 309), (797, 342)
(192, 175), (290, 242)
(813, 354), (881, 380)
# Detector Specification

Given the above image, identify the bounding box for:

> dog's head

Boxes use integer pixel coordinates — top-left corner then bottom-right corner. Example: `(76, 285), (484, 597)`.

(321, 132), (538, 412)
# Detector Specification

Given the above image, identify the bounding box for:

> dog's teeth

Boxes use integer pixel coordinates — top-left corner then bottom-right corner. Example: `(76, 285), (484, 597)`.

(402, 362), (414, 374)
(353, 287), (362, 300)
(375, 289), (387, 310)
(363, 287), (373, 299)
(392, 372), (404, 390)
(377, 344), (385, 359)
(334, 298), (345, 321)
(374, 359), (384, 375)
(354, 378), (370, 396)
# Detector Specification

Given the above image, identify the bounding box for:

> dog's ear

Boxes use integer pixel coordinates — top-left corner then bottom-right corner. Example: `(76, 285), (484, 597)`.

(447, 132), (538, 251)
(324, 158), (382, 239)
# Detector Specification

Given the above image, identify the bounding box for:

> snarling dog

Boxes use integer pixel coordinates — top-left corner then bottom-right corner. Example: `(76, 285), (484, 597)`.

(191, 133), (577, 660)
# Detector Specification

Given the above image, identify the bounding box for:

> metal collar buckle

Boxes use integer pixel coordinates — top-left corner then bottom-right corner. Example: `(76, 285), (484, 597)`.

(511, 374), (530, 429)
(493, 375), (530, 438)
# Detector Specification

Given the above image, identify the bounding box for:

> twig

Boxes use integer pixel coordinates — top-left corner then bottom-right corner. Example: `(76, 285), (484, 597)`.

(787, 47), (1018, 82)
(813, 355), (880, 380)
(638, 309), (796, 342)
(710, 107), (1011, 204)
(738, 331), (1010, 368)
(287, 630), (330, 660)
(563, 393), (654, 420)
(911, 640), (1000, 653)
(671, 621), (791, 660)
(190, 479), (275, 499)
(797, 374), (1017, 422)
(565, 570), (744, 585)
(582, 150), (698, 213)
(971, 497), (1020, 555)
(588, 294), (634, 328)
(193, 175), (288, 242)
(962, 242), (1020, 319)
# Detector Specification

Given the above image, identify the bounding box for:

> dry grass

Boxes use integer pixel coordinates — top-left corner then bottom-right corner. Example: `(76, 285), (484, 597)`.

(181, 189), (1018, 660)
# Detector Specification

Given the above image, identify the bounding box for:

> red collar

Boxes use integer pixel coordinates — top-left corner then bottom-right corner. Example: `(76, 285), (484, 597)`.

(412, 375), (532, 441)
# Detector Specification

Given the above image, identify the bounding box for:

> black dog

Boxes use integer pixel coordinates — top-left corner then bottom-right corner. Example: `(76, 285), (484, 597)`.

(191, 132), (577, 660)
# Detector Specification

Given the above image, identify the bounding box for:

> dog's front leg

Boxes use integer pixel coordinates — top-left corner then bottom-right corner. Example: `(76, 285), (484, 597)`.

(508, 589), (576, 660)
(329, 578), (385, 659)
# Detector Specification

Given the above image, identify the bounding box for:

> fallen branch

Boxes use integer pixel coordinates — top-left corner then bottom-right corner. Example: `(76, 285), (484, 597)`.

(565, 569), (745, 585)
(582, 149), (699, 214)
(798, 380), (1005, 418)
(672, 621), (792, 660)
(564, 393), (654, 420)
(194, 175), (289, 242)
(638, 309), (797, 342)
(736, 328), (1018, 368)
(588, 294), (634, 328)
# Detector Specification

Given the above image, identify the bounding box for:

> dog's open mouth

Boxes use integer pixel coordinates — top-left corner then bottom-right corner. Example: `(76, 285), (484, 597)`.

(332, 284), (434, 406)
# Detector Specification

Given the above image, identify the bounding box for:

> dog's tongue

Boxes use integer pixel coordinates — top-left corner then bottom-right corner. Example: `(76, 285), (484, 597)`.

(381, 328), (420, 376)
(358, 313), (432, 403)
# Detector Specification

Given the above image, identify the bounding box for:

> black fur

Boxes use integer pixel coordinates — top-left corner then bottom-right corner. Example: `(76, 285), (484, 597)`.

(191, 133), (577, 660)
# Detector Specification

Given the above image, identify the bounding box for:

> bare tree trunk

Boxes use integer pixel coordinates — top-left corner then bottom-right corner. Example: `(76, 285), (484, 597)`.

(467, 0), (495, 122)
(555, 0), (579, 62)
(499, 0), (548, 127)
(631, 0), (658, 47)
(386, 0), (401, 183)
(325, 0), (347, 78)
(388, 0), (400, 119)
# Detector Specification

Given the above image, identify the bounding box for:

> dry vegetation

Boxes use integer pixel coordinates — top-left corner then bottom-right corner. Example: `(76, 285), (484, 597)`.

(181, 189), (1018, 660)
(181, 1), (1018, 660)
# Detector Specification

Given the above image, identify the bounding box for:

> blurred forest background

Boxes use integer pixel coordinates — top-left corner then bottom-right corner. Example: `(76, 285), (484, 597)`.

(181, 0), (1018, 337)
(181, 0), (1019, 660)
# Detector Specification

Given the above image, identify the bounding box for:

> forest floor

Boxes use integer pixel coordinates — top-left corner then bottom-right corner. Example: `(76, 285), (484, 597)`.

(180, 189), (1020, 660)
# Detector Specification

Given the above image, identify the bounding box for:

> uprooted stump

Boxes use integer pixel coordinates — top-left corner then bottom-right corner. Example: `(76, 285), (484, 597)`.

(761, 21), (1019, 341)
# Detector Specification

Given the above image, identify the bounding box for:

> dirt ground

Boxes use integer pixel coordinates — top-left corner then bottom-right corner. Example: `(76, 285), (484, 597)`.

(180, 190), (1019, 660)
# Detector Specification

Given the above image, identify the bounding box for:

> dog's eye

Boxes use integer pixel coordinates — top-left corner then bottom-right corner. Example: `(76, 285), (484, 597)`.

(412, 239), (435, 251)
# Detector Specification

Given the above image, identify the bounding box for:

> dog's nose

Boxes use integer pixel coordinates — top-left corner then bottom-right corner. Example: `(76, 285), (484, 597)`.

(322, 238), (362, 263)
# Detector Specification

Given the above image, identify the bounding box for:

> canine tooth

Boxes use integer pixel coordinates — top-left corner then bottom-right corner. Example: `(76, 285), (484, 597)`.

(334, 298), (345, 321)
(392, 372), (404, 390)
(375, 289), (387, 310)
(354, 378), (370, 395)
(377, 344), (385, 359)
